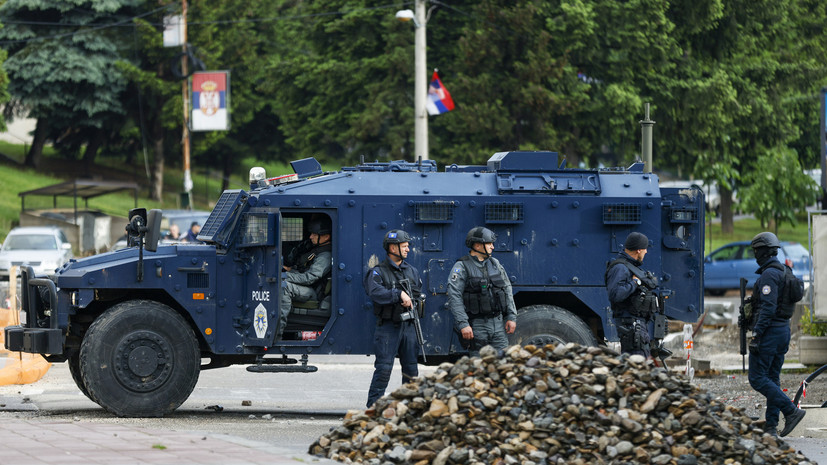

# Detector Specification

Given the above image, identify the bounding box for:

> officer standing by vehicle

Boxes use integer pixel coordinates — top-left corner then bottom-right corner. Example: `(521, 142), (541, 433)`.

(605, 232), (657, 357)
(277, 218), (332, 340)
(747, 231), (806, 437)
(364, 230), (423, 408)
(447, 227), (517, 356)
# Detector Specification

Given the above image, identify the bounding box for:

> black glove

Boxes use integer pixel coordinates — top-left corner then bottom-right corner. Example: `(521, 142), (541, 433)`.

(748, 337), (760, 354)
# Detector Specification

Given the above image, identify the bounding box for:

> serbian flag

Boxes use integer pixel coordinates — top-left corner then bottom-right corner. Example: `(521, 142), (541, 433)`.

(426, 71), (455, 115)
(191, 71), (230, 131)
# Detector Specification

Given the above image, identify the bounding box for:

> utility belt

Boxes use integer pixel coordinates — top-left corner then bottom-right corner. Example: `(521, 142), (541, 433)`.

(468, 313), (502, 321)
(377, 311), (417, 327)
(616, 317), (646, 326)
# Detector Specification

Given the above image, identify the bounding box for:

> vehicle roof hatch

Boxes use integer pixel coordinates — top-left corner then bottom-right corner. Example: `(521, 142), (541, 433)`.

(487, 151), (560, 172)
(290, 158), (323, 179)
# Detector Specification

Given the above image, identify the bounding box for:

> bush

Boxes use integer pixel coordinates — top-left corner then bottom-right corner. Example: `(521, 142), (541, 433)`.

(800, 306), (827, 337)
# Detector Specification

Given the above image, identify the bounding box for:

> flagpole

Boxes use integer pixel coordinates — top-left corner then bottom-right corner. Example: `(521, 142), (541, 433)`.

(414, 0), (428, 161)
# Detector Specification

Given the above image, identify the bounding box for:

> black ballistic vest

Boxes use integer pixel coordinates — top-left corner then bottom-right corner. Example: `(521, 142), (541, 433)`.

(605, 256), (657, 319)
(374, 260), (420, 323)
(460, 255), (508, 317)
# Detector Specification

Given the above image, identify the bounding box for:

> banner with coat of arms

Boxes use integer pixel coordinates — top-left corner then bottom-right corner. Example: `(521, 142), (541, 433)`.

(190, 71), (230, 131)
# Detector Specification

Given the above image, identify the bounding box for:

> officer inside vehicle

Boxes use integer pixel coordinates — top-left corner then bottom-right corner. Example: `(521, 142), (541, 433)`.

(447, 227), (517, 356)
(182, 222), (201, 242)
(277, 218), (332, 341)
(364, 229), (423, 408)
(605, 232), (657, 357)
(747, 231), (806, 437)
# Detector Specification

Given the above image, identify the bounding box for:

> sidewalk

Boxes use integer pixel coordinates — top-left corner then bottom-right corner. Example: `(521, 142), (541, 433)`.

(0, 418), (334, 465)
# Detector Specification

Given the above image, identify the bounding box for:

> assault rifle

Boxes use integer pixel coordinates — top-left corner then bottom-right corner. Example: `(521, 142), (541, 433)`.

(650, 289), (673, 366)
(738, 277), (748, 373)
(398, 278), (427, 363)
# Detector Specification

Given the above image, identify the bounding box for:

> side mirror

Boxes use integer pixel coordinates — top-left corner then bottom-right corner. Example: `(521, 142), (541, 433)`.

(126, 208), (148, 246)
(61, 243), (72, 251)
(704, 256), (711, 263)
(145, 209), (162, 252)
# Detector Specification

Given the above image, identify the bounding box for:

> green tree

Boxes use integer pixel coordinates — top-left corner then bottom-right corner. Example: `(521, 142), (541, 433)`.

(740, 148), (819, 232)
(259, 1), (415, 163)
(185, 0), (287, 190)
(0, 0), (139, 169)
(658, 0), (826, 233)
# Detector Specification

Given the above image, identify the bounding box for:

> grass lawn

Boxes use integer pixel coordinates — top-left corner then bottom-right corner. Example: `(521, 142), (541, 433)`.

(703, 214), (811, 254)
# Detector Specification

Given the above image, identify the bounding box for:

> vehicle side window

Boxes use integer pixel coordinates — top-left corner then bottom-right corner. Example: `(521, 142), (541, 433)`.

(58, 230), (69, 244)
(710, 245), (739, 261)
(743, 247), (755, 261)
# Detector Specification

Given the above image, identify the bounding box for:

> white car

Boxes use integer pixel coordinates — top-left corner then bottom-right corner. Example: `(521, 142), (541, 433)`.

(0, 226), (74, 280)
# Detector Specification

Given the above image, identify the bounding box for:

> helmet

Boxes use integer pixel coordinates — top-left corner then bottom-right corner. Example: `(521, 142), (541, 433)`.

(308, 219), (332, 236)
(751, 232), (780, 249)
(383, 229), (412, 252)
(465, 227), (497, 248)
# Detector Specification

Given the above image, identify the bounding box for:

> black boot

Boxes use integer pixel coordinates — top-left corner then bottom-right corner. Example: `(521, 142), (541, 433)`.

(779, 408), (806, 437)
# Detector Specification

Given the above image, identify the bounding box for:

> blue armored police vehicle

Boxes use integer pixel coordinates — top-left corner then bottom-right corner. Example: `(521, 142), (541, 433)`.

(5, 151), (704, 417)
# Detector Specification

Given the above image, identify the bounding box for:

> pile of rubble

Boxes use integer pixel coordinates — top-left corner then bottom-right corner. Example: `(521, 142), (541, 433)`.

(309, 343), (814, 465)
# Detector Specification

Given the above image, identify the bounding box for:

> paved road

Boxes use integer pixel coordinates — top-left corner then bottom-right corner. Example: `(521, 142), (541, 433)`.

(0, 355), (430, 464)
(2, 354), (826, 464)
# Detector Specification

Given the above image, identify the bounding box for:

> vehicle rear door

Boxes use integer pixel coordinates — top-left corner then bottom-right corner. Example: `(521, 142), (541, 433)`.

(659, 186), (704, 322)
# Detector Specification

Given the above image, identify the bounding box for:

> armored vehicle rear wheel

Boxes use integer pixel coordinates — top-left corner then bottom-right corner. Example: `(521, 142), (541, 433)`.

(509, 304), (598, 347)
(79, 300), (200, 417)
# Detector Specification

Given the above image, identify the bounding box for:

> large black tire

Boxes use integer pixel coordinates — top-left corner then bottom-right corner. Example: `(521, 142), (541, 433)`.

(68, 351), (94, 403)
(508, 304), (598, 347)
(79, 300), (200, 417)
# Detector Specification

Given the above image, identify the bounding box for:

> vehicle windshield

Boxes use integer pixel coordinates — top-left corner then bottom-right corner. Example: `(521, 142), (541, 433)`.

(159, 212), (211, 240)
(3, 234), (57, 251)
(782, 243), (809, 260)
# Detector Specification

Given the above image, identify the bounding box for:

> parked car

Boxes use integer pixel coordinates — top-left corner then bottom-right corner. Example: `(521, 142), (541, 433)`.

(704, 240), (811, 295)
(0, 226), (74, 280)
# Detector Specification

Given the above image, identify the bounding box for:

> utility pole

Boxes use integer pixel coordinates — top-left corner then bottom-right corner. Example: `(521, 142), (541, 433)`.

(821, 88), (826, 209)
(181, 0), (192, 209)
(414, 0), (428, 161)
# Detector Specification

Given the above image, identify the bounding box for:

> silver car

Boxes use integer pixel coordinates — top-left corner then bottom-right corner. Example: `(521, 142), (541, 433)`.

(0, 226), (74, 280)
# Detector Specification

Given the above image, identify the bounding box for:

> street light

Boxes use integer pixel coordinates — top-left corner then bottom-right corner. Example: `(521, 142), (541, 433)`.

(396, 0), (429, 160)
(394, 9), (419, 27)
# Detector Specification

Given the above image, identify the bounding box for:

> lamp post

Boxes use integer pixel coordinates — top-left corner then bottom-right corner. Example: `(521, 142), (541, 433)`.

(396, 0), (429, 160)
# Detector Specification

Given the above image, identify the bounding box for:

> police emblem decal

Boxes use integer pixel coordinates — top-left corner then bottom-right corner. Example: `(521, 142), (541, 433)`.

(762, 285), (772, 295)
(254, 303), (268, 338)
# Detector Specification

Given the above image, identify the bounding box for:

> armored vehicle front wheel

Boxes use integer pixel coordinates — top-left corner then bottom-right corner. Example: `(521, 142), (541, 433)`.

(68, 351), (94, 403)
(509, 304), (598, 347)
(79, 300), (200, 417)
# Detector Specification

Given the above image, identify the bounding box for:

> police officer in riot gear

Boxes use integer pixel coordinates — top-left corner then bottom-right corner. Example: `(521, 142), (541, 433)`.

(364, 229), (423, 408)
(606, 232), (657, 357)
(447, 227), (517, 356)
(277, 218), (332, 340)
(748, 231), (806, 437)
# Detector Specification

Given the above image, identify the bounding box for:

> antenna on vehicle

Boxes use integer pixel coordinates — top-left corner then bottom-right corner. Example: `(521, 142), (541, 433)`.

(640, 103), (655, 173)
